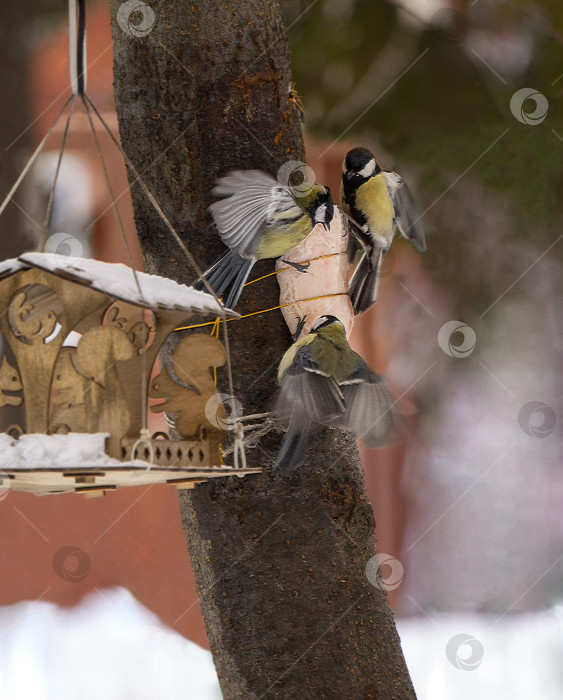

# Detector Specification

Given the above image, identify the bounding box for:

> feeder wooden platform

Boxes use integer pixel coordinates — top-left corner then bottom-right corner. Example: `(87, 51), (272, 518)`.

(0, 464), (260, 498)
(0, 433), (261, 497)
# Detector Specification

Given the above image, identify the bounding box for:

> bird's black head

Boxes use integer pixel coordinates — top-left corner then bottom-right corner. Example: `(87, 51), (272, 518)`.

(311, 315), (342, 331)
(342, 147), (381, 182)
(310, 186), (335, 231)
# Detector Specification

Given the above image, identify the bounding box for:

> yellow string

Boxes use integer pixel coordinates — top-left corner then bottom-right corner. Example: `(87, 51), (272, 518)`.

(187, 253), (347, 466)
(210, 318), (220, 385)
(208, 317), (224, 464)
(243, 252), (345, 288)
(175, 292), (349, 332)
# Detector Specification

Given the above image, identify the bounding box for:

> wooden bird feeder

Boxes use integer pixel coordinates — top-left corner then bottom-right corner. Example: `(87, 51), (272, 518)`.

(0, 253), (259, 497)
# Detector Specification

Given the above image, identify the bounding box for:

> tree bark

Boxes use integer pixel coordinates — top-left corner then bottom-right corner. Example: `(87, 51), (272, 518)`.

(110, 1), (416, 697)
(0, 0), (34, 434)
(0, 0), (33, 259)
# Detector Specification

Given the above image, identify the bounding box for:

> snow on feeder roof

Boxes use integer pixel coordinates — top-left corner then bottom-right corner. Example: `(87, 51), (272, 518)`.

(16, 253), (238, 317)
(0, 253), (256, 496)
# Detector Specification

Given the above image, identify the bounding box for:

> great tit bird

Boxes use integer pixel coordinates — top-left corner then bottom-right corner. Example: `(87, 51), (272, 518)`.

(340, 147), (427, 315)
(196, 170), (334, 309)
(274, 315), (403, 474)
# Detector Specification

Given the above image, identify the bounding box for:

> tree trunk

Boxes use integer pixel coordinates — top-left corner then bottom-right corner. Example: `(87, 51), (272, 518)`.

(0, 0), (34, 434)
(109, 1), (416, 697)
(0, 0), (33, 259)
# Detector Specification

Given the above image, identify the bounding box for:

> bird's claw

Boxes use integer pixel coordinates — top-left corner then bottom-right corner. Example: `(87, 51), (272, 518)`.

(292, 315), (307, 342)
(282, 259), (310, 273)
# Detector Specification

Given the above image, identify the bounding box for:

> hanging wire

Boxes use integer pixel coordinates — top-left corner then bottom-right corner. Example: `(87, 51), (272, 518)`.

(39, 98), (76, 253)
(72, 2), (157, 464)
(69, 0), (87, 96)
(0, 96), (74, 220)
(0, 0), (83, 223)
(83, 95), (243, 466)
(83, 96), (229, 314)
(81, 95), (152, 461)
(81, 97), (143, 291)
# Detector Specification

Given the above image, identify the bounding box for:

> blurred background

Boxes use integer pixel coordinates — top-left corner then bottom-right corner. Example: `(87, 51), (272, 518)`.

(0, 0), (561, 698)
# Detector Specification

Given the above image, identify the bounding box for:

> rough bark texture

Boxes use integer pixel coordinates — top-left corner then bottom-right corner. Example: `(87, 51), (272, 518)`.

(110, 1), (416, 697)
(0, 0), (33, 259)
(0, 0), (34, 433)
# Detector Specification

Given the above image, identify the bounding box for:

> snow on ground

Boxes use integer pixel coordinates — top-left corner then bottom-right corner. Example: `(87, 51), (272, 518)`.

(0, 587), (562, 699)
(0, 588), (221, 700)
(396, 609), (563, 700)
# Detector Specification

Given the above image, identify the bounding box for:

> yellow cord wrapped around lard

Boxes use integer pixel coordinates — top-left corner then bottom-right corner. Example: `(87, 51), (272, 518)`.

(275, 208), (354, 339)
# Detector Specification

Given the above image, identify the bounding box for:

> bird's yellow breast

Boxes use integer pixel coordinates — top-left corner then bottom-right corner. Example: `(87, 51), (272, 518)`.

(355, 174), (394, 240)
(256, 214), (312, 260)
(278, 332), (316, 382)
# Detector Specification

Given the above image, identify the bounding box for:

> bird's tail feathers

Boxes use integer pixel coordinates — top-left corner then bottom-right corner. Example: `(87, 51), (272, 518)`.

(273, 417), (311, 476)
(347, 253), (381, 315)
(195, 251), (254, 310)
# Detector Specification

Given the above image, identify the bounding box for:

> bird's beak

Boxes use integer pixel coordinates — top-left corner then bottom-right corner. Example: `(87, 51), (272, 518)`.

(346, 171), (355, 180)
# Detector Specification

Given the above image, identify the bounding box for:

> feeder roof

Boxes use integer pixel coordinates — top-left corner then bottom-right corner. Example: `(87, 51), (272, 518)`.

(8, 253), (238, 317)
(0, 258), (27, 277)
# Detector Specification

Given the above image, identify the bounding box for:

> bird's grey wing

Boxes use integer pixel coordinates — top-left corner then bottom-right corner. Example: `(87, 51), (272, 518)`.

(276, 346), (345, 427)
(384, 171), (427, 253)
(331, 356), (405, 447)
(209, 170), (297, 258)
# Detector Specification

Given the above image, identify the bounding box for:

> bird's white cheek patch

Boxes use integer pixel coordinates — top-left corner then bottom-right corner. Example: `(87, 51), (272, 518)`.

(358, 159), (376, 179)
(276, 207), (354, 339)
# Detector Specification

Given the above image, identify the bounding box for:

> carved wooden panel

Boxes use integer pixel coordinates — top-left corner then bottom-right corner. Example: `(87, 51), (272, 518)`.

(50, 347), (90, 433)
(150, 333), (227, 444)
(0, 357), (22, 408)
(0, 265), (233, 471)
(0, 268), (109, 434)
